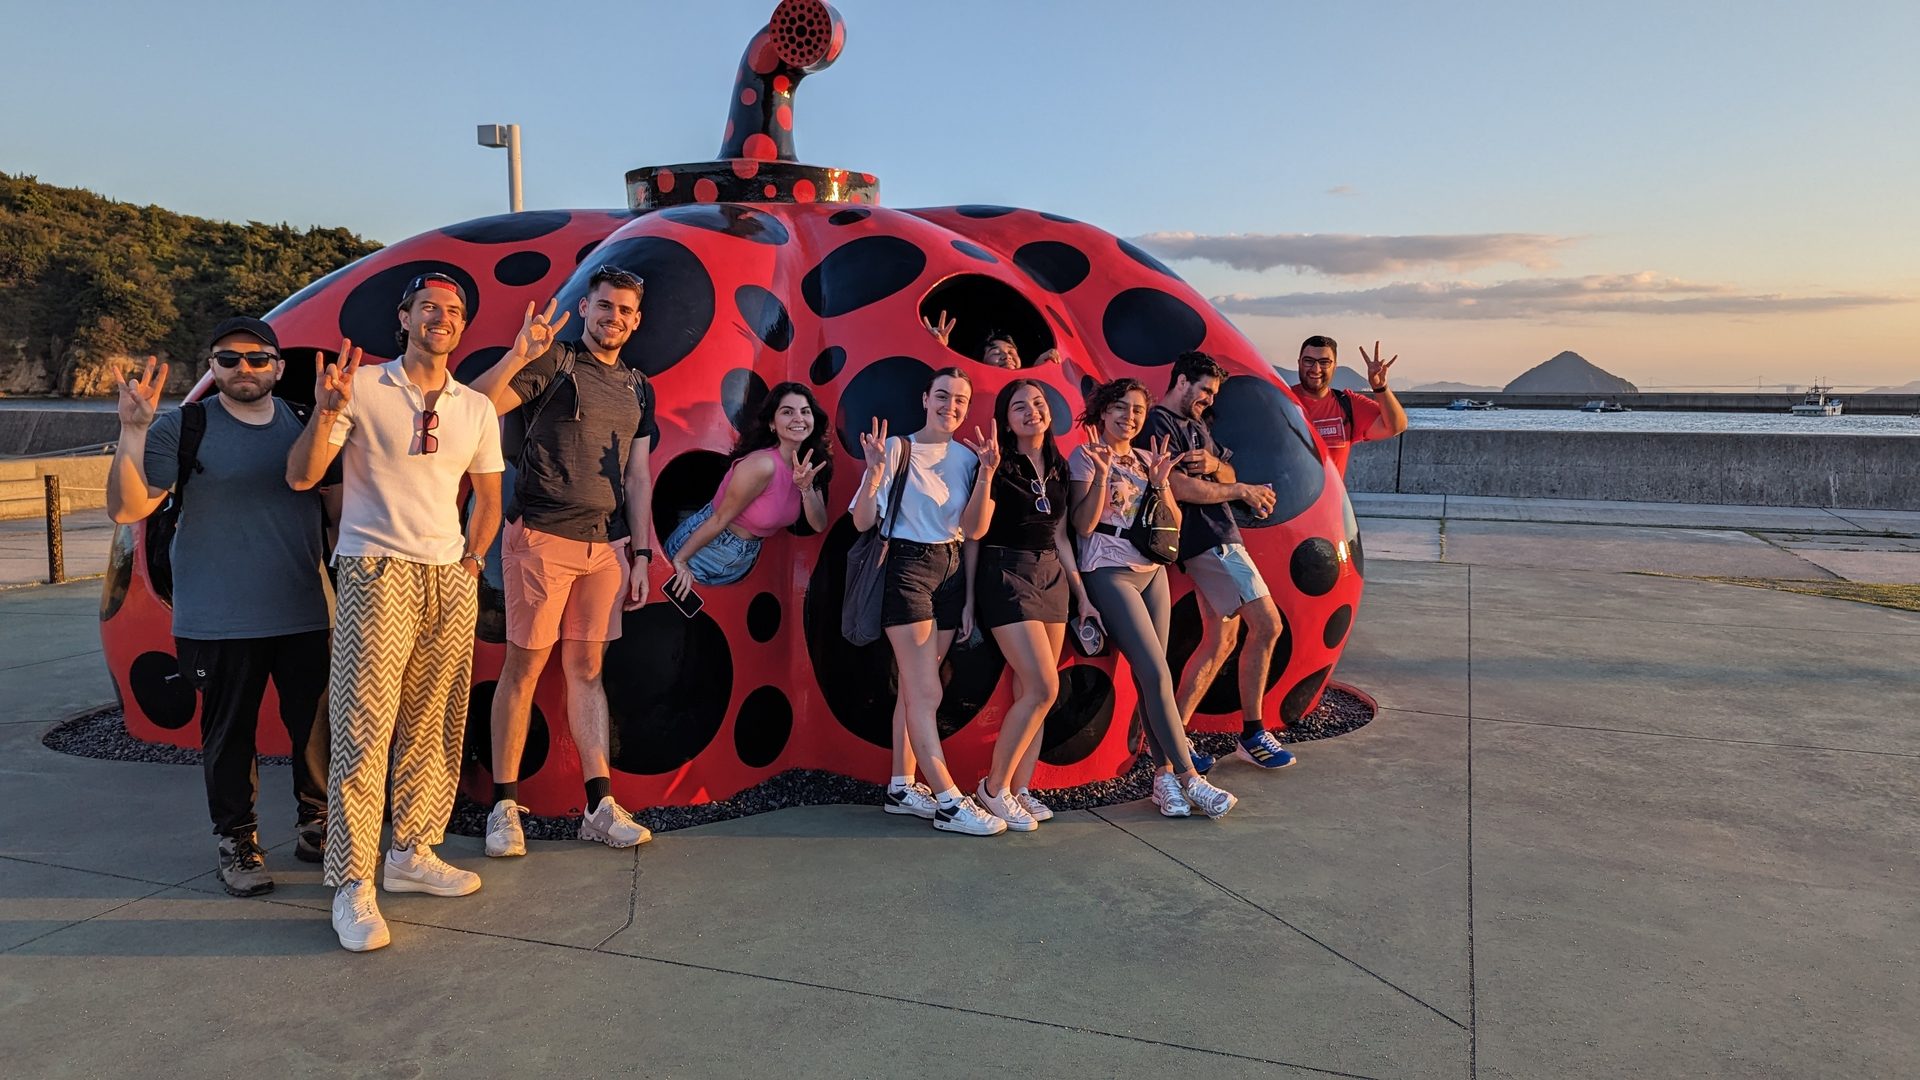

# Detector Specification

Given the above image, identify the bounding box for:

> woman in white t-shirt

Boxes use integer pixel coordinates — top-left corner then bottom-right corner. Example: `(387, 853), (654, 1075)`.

(1068, 378), (1238, 820)
(849, 367), (1005, 836)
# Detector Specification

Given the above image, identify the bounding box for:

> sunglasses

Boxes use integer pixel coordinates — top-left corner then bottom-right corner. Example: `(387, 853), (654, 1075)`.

(415, 409), (439, 455)
(211, 349), (279, 369)
(591, 265), (646, 291)
(1027, 477), (1052, 515)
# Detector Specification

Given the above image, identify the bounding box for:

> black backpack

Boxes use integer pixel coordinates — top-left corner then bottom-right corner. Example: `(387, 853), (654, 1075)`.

(1331, 388), (1356, 431)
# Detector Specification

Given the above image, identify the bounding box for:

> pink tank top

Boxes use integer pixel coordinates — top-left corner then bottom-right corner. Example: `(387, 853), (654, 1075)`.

(713, 449), (803, 537)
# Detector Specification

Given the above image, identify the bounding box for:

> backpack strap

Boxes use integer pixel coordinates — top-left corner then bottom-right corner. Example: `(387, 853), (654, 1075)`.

(172, 401), (209, 512)
(1331, 388), (1355, 433)
(878, 436), (914, 540)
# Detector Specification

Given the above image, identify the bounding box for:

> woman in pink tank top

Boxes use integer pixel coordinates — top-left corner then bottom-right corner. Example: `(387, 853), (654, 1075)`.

(665, 383), (833, 594)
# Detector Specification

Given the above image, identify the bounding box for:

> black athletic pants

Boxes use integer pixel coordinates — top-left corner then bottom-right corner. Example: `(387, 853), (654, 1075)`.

(175, 630), (331, 838)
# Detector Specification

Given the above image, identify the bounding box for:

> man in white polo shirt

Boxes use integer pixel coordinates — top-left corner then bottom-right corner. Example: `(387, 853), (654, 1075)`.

(288, 272), (504, 953)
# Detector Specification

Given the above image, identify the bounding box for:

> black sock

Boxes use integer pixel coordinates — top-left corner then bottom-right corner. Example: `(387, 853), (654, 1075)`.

(1241, 719), (1265, 740)
(585, 776), (611, 810)
(493, 781), (519, 805)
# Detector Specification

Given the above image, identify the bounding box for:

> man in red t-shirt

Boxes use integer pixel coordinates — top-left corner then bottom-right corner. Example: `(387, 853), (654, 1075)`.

(1292, 335), (1409, 474)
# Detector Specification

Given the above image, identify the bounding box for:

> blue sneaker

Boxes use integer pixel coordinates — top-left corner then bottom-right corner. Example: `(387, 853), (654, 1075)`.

(1187, 748), (1214, 775)
(1234, 730), (1297, 770)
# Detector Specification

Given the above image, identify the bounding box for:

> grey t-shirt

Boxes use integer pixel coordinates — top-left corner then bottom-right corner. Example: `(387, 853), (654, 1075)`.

(508, 342), (659, 543)
(145, 398), (333, 640)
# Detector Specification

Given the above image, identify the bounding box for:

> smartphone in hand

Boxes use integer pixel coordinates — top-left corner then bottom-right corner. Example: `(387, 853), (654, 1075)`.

(666, 583), (706, 619)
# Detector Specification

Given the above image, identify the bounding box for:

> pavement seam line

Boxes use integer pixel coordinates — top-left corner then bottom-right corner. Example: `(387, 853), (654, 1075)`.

(0, 883), (173, 955)
(1085, 807), (1468, 1032)
(590, 844), (643, 951)
(0, 648), (121, 674)
(1465, 606), (1920, 638)
(1465, 563), (1479, 1079)
(1471, 714), (1920, 759)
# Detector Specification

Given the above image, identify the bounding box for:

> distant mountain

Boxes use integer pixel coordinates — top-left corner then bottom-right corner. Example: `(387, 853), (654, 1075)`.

(1280, 365), (1373, 391)
(1503, 351), (1638, 395)
(1410, 380), (1501, 394)
(1864, 379), (1920, 394)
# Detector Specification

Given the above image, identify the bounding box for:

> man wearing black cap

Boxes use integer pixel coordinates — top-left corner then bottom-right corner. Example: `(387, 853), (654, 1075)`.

(107, 317), (337, 899)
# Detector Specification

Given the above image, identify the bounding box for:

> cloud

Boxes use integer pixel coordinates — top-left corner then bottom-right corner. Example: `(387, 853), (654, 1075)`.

(1326, 185), (1356, 197)
(1130, 231), (1575, 275)
(1211, 273), (1910, 320)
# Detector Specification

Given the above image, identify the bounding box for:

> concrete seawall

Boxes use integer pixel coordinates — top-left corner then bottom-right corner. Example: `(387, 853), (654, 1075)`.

(1347, 431), (1918, 510)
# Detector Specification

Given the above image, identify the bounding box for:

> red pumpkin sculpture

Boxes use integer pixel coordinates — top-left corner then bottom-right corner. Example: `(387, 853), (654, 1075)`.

(99, 0), (1366, 816)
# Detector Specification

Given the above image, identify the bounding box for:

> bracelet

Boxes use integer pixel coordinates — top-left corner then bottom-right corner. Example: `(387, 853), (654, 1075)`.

(460, 552), (484, 567)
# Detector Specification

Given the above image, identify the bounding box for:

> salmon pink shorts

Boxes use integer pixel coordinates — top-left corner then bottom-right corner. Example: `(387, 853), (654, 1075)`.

(501, 520), (629, 650)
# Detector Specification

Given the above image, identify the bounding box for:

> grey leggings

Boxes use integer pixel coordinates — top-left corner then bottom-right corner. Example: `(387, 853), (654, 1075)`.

(1084, 566), (1194, 774)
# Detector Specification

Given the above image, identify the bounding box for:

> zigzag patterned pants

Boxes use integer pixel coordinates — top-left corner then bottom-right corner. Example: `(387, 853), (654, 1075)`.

(323, 557), (478, 887)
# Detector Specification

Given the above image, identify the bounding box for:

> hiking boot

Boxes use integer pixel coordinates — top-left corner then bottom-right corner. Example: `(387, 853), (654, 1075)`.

(579, 797), (652, 848)
(217, 834), (273, 897)
(1183, 774), (1238, 819)
(976, 781), (1037, 832)
(1150, 772), (1192, 818)
(294, 820), (325, 864)
(485, 800), (527, 858)
(332, 880), (390, 952)
(383, 844), (481, 897)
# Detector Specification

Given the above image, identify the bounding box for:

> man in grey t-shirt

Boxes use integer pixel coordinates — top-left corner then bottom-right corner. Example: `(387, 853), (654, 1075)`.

(106, 316), (336, 898)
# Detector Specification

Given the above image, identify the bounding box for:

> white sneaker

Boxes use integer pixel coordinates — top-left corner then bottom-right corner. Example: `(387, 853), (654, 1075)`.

(1183, 774), (1238, 819)
(1151, 772), (1192, 817)
(579, 797), (652, 848)
(332, 880), (390, 952)
(883, 782), (938, 819)
(976, 781), (1037, 832)
(485, 800), (527, 858)
(383, 844), (482, 897)
(1016, 790), (1054, 822)
(932, 794), (1008, 836)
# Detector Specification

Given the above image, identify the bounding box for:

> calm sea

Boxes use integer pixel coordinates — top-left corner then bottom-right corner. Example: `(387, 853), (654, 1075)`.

(1407, 409), (1920, 435)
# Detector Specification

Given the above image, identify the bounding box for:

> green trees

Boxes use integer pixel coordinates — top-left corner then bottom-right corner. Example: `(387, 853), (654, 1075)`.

(0, 173), (381, 396)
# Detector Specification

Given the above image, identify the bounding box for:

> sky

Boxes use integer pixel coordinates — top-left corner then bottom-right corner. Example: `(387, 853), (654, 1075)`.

(4, 0), (1916, 390)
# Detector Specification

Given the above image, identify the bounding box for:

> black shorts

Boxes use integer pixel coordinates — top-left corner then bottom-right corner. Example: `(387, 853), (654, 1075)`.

(881, 540), (965, 630)
(975, 545), (1068, 629)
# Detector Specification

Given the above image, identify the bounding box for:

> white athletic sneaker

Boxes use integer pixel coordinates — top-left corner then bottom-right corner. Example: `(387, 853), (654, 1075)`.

(1151, 772), (1192, 817)
(332, 880), (390, 952)
(932, 794), (1007, 836)
(1183, 774), (1238, 819)
(579, 797), (652, 848)
(1016, 790), (1054, 822)
(383, 844), (482, 897)
(976, 781), (1037, 832)
(883, 782), (938, 820)
(485, 800), (527, 858)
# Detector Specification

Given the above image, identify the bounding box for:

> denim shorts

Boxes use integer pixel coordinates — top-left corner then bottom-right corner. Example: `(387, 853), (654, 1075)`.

(881, 539), (964, 629)
(664, 503), (762, 586)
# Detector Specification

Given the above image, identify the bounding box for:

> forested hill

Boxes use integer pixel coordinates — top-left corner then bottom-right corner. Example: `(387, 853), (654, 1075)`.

(0, 173), (381, 396)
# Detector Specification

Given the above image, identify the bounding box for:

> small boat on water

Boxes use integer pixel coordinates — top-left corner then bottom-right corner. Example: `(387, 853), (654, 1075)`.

(1790, 382), (1844, 416)
(1579, 399), (1629, 413)
(1448, 398), (1496, 411)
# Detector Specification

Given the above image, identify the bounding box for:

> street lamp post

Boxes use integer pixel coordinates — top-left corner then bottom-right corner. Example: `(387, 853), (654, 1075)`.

(477, 123), (524, 213)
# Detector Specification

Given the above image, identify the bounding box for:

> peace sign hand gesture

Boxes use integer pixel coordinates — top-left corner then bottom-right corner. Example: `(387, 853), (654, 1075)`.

(960, 419), (1001, 472)
(1139, 435), (1178, 488)
(315, 339), (363, 420)
(921, 310), (956, 348)
(1080, 424), (1113, 473)
(1359, 340), (1398, 391)
(513, 299), (571, 361)
(116, 356), (169, 431)
(859, 417), (890, 476)
(791, 448), (825, 491)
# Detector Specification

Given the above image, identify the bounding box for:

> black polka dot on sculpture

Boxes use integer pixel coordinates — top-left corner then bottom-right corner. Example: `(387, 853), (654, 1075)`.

(1013, 241), (1092, 293)
(129, 651), (198, 731)
(1165, 592), (1292, 716)
(463, 681), (549, 780)
(1348, 534), (1365, 578)
(937, 635), (1004, 739)
(747, 592), (782, 642)
(1046, 306), (1076, 340)
(492, 250), (551, 287)
(722, 368), (771, 434)
(1038, 210), (1080, 224)
(828, 207), (871, 226)
(1038, 666), (1116, 766)
(454, 346), (509, 386)
(733, 686), (793, 768)
(1280, 665), (1334, 726)
(1207, 375), (1328, 526)
(1341, 492), (1365, 577)
(1290, 538), (1342, 597)
(810, 346), (847, 385)
(955, 204), (1016, 218)
(265, 263), (353, 319)
(549, 235), (714, 376)
(1100, 287), (1206, 367)
(442, 210), (572, 244)
(735, 284), (793, 351)
(657, 203), (791, 245)
(575, 239), (603, 265)
(100, 527), (134, 621)
(651, 451), (732, 543)
(806, 516), (903, 747)
(605, 606), (732, 774)
(1079, 374), (1099, 401)
(801, 235), (927, 319)
(1323, 605), (1354, 648)
(951, 239), (998, 263)
(833, 354), (935, 456)
(1117, 237), (1182, 280)
(337, 260), (483, 359)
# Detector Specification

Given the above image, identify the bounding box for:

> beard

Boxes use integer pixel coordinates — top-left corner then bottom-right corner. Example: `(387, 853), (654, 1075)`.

(219, 375), (275, 403)
(586, 323), (631, 354)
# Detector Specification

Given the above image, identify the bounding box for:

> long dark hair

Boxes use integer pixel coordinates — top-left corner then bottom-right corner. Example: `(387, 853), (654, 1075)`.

(993, 379), (1064, 483)
(732, 381), (833, 491)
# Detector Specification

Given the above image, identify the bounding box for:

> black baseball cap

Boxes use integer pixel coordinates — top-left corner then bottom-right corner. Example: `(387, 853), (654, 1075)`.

(398, 272), (468, 310)
(204, 316), (280, 353)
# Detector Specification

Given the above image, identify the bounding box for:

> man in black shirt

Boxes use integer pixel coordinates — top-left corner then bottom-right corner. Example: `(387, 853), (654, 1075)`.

(1142, 351), (1297, 771)
(469, 266), (659, 855)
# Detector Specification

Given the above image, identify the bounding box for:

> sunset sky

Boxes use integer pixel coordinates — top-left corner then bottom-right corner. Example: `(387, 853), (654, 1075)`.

(6, 0), (1915, 389)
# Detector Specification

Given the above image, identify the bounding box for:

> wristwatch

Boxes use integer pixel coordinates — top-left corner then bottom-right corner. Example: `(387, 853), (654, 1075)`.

(460, 552), (484, 569)
(633, 547), (653, 560)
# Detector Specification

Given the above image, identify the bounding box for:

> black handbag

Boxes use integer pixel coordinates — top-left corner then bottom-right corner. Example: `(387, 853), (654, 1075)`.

(841, 437), (914, 645)
(1121, 452), (1180, 565)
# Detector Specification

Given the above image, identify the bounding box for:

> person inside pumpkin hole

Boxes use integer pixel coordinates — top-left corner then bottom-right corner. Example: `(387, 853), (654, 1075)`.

(920, 311), (1061, 370)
